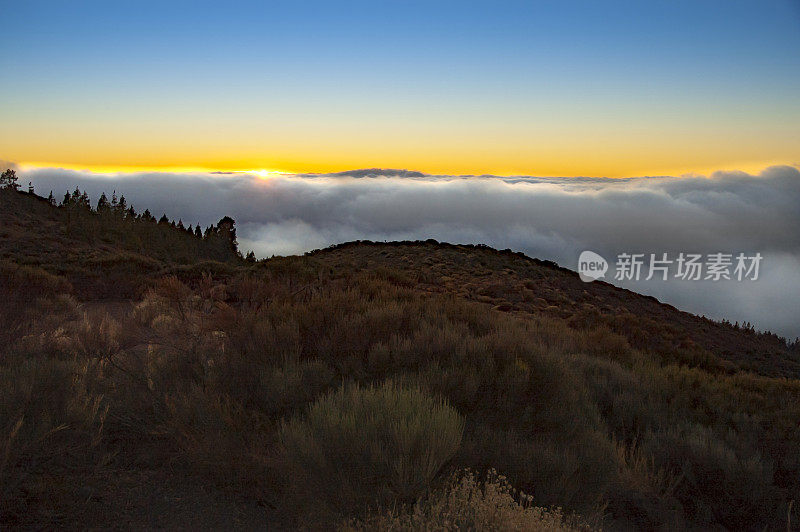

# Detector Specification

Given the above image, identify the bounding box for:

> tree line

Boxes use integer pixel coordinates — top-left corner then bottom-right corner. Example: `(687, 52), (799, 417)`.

(3, 168), (250, 263)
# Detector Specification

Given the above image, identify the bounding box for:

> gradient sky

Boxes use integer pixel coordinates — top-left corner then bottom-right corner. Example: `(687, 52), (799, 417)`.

(2, 0), (799, 177)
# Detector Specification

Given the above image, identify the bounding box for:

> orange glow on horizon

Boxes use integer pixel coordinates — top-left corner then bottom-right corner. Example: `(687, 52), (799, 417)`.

(17, 162), (292, 178)
(14, 158), (794, 179)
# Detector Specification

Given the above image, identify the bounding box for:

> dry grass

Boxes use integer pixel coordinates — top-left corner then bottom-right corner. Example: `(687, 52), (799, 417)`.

(342, 469), (585, 531)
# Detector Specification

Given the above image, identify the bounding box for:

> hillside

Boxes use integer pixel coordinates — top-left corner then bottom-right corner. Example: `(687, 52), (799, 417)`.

(2, 187), (799, 530)
(309, 241), (799, 379)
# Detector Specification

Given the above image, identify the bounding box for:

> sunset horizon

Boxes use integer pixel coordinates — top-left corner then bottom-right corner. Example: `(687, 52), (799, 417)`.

(10, 159), (799, 180)
(3, 1), (799, 179)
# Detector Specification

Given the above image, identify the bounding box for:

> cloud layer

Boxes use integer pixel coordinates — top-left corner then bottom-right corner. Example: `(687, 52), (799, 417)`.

(18, 165), (800, 339)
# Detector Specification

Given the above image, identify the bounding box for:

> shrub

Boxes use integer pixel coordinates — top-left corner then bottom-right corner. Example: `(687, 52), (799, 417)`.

(0, 262), (72, 343)
(159, 384), (279, 501)
(343, 469), (582, 531)
(278, 381), (464, 516)
(0, 358), (106, 523)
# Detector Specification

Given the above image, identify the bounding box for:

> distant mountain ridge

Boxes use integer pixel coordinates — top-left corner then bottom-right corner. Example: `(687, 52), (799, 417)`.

(308, 168), (430, 178)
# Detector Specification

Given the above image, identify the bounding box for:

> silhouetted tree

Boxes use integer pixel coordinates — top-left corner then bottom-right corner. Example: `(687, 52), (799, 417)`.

(47, 191), (55, 205)
(194, 225), (202, 238)
(217, 216), (238, 252)
(0, 169), (19, 190)
(158, 214), (169, 224)
(97, 192), (110, 213)
(116, 195), (127, 216)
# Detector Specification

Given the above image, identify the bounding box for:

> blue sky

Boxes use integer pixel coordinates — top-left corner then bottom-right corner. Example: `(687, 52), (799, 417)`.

(2, 0), (799, 175)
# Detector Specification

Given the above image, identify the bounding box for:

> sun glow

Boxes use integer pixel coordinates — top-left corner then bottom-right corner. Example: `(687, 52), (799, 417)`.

(243, 169), (288, 179)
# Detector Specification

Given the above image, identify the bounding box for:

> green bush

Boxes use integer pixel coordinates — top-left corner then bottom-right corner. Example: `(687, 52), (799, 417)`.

(278, 381), (464, 516)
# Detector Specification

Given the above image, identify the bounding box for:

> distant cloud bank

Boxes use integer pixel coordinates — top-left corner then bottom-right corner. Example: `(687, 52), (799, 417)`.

(15, 164), (800, 339)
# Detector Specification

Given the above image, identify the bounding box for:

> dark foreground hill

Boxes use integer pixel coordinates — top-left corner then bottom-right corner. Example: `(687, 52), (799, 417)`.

(1, 187), (799, 530)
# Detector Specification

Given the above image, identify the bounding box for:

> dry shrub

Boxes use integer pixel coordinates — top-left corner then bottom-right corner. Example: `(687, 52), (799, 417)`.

(227, 275), (289, 309)
(584, 326), (632, 358)
(158, 384), (279, 501)
(212, 355), (334, 418)
(152, 275), (194, 309)
(608, 438), (686, 529)
(84, 252), (160, 297)
(72, 313), (121, 359)
(642, 423), (782, 529)
(223, 313), (301, 365)
(458, 424), (616, 516)
(0, 261), (72, 297)
(343, 469), (584, 531)
(278, 381), (464, 517)
(0, 262), (73, 344)
(0, 358), (107, 523)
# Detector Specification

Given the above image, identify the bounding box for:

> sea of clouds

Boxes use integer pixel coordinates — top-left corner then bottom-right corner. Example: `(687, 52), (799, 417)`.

(14, 164), (800, 339)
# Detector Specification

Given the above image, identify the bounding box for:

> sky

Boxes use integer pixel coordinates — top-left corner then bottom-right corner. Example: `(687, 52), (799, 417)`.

(2, 0), (800, 176)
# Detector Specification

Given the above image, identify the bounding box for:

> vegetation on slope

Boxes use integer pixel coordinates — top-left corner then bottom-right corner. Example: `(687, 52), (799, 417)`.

(1, 185), (799, 530)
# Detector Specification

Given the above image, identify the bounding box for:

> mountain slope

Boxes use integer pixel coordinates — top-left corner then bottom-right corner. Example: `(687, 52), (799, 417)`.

(2, 187), (799, 530)
(309, 240), (799, 379)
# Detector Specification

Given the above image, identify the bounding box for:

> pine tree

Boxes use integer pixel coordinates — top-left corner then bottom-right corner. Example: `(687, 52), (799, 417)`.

(159, 214), (169, 224)
(217, 216), (238, 252)
(97, 192), (110, 213)
(116, 195), (127, 215)
(194, 225), (202, 238)
(69, 188), (82, 211)
(1, 169), (19, 190)
(47, 191), (55, 205)
(71, 188), (90, 210)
